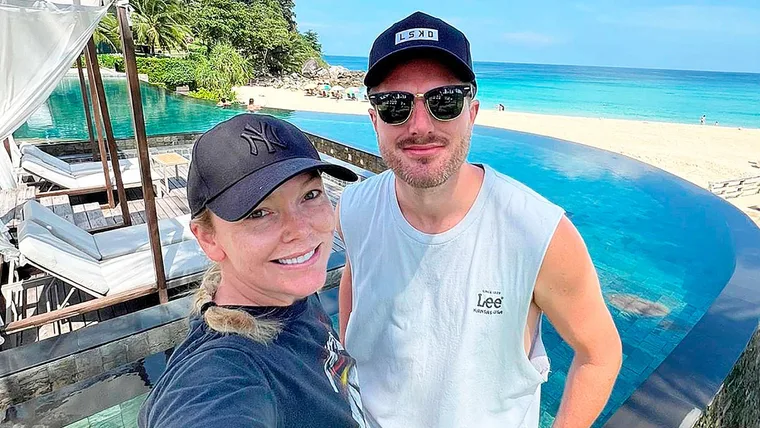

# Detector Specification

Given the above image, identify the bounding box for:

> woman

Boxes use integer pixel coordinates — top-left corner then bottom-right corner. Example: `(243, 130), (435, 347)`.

(138, 114), (366, 427)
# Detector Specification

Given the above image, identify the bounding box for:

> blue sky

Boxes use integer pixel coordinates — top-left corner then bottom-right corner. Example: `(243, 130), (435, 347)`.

(295, 0), (760, 73)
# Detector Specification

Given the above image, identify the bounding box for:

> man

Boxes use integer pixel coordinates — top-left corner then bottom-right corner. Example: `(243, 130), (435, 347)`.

(337, 11), (622, 428)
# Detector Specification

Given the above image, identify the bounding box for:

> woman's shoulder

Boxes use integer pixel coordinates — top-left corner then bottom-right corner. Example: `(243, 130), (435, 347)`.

(139, 340), (277, 428)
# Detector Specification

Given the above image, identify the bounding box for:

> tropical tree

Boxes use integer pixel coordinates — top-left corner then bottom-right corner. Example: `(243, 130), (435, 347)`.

(130, 0), (191, 55)
(93, 13), (121, 51)
(195, 43), (250, 99)
(302, 30), (321, 54)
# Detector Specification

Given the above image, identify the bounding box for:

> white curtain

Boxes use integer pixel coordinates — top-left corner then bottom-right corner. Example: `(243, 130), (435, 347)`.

(0, 0), (111, 143)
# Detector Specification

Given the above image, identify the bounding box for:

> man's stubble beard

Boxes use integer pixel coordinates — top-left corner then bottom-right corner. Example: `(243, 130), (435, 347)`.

(379, 133), (471, 189)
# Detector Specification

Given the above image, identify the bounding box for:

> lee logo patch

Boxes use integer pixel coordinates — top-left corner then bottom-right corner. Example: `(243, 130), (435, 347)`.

(395, 28), (438, 45)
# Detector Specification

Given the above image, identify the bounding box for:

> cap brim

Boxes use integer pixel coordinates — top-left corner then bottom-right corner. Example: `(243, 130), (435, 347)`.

(206, 158), (358, 222)
(364, 45), (476, 88)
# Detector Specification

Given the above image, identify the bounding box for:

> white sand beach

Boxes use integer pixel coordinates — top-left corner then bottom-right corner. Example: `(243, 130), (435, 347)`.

(235, 85), (760, 223)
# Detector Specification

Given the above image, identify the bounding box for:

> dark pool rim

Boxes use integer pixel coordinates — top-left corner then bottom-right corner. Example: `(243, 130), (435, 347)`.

(7, 119), (760, 427)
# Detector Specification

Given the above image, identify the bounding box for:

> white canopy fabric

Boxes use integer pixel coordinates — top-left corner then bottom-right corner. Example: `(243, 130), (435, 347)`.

(0, 0), (112, 143)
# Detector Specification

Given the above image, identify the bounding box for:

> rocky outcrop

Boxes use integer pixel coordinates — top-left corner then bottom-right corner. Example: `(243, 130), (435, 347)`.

(252, 62), (365, 90)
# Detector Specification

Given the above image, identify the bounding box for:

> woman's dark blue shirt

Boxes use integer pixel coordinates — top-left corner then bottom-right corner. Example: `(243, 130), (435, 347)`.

(138, 294), (366, 427)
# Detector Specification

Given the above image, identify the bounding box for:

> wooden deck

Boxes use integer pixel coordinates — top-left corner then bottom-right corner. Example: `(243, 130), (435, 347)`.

(1, 163), (350, 350)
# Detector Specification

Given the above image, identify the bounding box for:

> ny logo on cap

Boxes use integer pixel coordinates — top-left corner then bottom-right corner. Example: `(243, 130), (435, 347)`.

(240, 122), (287, 156)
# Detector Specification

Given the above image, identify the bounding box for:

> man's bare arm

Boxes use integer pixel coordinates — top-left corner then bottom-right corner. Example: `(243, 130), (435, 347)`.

(534, 216), (622, 428)
(335, 201), (353, 344)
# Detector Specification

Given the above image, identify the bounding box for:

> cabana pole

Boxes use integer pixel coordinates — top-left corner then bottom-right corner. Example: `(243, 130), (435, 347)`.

(83, 44), (116, 209)
(116, 5), (168, 303)
(84, 39), (131, 225)
(76, 55), (98, 161)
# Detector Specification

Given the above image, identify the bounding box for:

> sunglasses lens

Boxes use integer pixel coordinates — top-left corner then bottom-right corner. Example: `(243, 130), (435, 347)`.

(372, 92), (414, 124)
(426, 86), (466, 120)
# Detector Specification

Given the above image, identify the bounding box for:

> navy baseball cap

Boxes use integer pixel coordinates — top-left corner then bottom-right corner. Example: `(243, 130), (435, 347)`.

(365, 11), (476, 90)
(187, 114), (358, 222)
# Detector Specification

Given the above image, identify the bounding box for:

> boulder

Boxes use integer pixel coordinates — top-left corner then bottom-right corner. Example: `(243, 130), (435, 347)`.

(329, 65), (350, 79)
(301, 58), (320, 76)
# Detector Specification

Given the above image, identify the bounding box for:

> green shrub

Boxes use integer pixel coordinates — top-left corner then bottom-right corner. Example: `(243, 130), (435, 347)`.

(134, 57), (197, 90)
(188, 87), (235, 101)
(97, 54), (124, 71)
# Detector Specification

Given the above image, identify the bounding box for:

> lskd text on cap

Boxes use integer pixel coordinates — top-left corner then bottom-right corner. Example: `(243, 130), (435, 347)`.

(395, 28), (439, 45)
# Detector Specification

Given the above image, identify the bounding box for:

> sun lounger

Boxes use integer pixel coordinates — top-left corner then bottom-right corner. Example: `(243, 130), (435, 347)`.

(19, 144), (143, 190)
(17, 200), (209, 297)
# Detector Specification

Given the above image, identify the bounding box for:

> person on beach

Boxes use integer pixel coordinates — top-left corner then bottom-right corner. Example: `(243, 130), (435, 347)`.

(139, 114), (367, 428)
(700, 114), (706, 125)
(337, 11), (622, 428)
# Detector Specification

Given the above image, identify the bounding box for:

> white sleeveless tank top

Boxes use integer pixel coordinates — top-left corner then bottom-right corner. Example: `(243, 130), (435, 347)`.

(340, 164), (564, 428)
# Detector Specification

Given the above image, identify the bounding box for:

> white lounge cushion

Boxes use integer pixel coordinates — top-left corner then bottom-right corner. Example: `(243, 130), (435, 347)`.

(20, 145), (72, 173)
(20, 147), (142, 189)
(104, 239), (211, 295)
(18, 221), (108, 295)
(69, 167), (142, 188)
(18, 201), (210, 297)
(69, 158), (138, 177)
(95, 214), (194, 260)
(24, 200), (101, 260)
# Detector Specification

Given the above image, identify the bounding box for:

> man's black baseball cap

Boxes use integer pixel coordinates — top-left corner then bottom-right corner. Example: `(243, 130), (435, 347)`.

(187, 114), (358, 222)
(364, 11), (476, 90)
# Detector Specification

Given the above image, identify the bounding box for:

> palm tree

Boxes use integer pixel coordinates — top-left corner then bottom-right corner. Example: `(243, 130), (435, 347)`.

(93, 13), (121, 51)
(130, 0), (190, 55)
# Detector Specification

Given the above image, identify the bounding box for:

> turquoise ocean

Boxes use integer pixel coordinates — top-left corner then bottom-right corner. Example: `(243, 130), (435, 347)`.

(324, 55), (760, 129)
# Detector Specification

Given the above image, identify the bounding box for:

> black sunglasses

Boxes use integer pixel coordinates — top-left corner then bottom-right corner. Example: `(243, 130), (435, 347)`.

(368, 84), (473, 125)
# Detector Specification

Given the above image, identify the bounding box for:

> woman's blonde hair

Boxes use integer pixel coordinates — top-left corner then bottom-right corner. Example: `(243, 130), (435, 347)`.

(190, 209), (283, 343)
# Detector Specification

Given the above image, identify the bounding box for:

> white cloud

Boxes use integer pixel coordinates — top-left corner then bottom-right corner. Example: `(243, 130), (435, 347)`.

(502, 32), (560, 47)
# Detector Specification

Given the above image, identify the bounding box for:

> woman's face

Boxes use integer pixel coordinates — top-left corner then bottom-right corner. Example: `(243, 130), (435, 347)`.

(193, 172), (335, 305)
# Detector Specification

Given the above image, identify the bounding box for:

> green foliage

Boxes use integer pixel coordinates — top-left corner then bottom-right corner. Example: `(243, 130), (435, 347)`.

(130, 0), (191, 55)
(97, 54), (125, 71)
(188, 87), (235, 101)
(302, 30), (321, 54)
(94, 13), (121, 51)
(189, 0), (322, 75)
(195, 43), (249, 98)
(135, 57), (198, 90)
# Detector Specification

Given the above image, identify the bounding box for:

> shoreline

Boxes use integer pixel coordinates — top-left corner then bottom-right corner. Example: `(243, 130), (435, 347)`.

(235, 85), (760, 223)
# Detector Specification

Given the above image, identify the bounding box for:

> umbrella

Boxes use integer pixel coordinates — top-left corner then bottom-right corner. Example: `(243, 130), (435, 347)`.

(345, 87), (359, 94)
(331, 85), (345, 92)
(304, 83), (317, 90)
(322, 84), (331, 91)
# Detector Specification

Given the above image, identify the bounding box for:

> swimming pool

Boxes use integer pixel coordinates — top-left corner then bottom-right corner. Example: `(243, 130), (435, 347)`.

(14, 76), (757, 427)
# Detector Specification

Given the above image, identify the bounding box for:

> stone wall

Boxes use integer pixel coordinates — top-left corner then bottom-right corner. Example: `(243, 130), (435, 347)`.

(18, 131), (388, 175)
(308, 133), (387, 174)
(694, 327), (760, 428)
(0, 320), (187, 414)
(20, 132), (202, 160)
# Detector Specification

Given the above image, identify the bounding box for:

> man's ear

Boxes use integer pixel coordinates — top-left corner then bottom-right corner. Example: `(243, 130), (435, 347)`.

(468, 98), (480, 128)
(368, 107), (378, 131)
(191, 222), (226, 263)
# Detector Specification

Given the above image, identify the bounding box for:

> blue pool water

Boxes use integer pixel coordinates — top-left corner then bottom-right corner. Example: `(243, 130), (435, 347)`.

(15, 77), (742, 427)
(324, 55), (760, 128)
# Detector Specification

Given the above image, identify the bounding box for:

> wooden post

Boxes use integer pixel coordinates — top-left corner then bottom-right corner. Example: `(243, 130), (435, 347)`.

(83, 45), (116, 209)
(117, 6), (167, 303)
(85, 39), (131, 226)
(76, 56), (98, 161)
